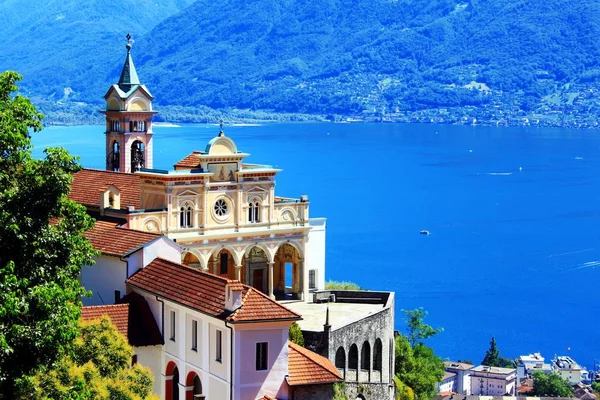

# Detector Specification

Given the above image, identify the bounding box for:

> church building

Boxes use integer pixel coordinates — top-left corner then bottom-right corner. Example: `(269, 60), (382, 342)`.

(71, 37), (326, 303)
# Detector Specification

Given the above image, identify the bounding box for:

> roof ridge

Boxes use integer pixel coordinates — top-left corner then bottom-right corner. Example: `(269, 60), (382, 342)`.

(115, 225), (162, 237)
(246, 287), (303, 319)
(82, 168), (140, 176)
(153, 257), (237, 285)
(228, 288), (254, 320)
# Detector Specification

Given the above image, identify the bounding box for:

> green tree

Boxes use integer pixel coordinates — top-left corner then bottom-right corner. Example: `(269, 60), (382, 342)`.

(591, 381), (600, 394)
(394, 334), (444, 400)
(289, 322), (304, 346)
(16, 317), (158, 399)
(325, 280), (361, 290)
(481, 336), (514, 367)
(403, 307), (443, 346)
(0, 71), (96, 395)
(528, 371), (574, 397)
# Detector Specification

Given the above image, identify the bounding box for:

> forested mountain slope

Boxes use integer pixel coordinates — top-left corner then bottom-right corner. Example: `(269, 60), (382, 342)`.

(2, 0), (600, 125)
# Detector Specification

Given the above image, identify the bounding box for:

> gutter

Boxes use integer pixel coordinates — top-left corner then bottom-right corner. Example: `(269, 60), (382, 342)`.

(225, 320), (234, 400)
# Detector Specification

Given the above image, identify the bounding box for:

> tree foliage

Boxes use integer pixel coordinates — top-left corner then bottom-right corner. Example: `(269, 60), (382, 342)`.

(481, 336), (514, 368)
(395, 309), (445, 400)
(289, 322), (304, 346)
(324, 280), (361, 290)
(528, 371), (574, 397)
(0, 71), (96, 395)
(403, 307), (443, 347)
(15, 317), (158, 400)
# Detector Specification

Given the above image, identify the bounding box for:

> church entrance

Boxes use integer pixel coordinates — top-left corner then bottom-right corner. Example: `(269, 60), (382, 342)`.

(246, 247), (267, 294)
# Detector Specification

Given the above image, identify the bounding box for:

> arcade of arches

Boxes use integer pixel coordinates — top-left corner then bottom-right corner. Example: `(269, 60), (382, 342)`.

(182, 242), (303, 300)
(334, 338), (384, 382)
(165, 362), (204, 400)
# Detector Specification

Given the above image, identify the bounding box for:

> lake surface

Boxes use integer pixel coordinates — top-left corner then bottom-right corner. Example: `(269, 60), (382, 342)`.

(33, 122), (600, 369)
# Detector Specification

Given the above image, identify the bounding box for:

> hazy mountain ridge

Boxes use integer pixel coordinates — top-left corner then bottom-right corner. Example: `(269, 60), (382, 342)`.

(2, 0), (600, 125)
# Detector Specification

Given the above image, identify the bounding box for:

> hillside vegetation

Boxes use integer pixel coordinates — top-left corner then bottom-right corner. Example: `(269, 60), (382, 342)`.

(1, 0), (600, 126)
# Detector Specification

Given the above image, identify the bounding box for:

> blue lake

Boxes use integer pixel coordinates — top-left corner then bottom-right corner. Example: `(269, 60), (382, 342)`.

(33, 122), (600, 369)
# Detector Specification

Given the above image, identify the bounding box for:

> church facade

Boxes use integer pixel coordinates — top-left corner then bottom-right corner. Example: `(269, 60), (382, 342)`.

(72, 40), (326, 302)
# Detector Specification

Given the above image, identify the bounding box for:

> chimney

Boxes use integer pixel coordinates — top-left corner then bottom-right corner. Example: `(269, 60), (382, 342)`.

(225, 281), (244, 312)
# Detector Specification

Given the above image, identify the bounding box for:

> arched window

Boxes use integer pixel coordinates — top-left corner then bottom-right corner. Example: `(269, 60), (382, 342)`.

(348, 344), (358, 370)
(248, 199), (260, 223)
(130, 140), (145, 172)
(193, 375), (202, 397)
(179, 203), (193, 228)
(335, 347), (346, 369)
(361, 341), (370, 370)
(172, 366), (179, 400)
(166, 362), (179, 400)
(374, 338), (383, 372)
(108, 140), (120, 171)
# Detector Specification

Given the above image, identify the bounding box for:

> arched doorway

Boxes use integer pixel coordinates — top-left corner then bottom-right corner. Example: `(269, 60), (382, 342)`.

(107, 140), (120, 171)
(208, 248), (236, 279)
(165, 361), (179, 400)
(131, 140), (145, 172)
(185, 372), (203, 400)
(182, 252), (201, 269)
(335, 346), (346, 378)
(273, 243), (301, 300)
(245, 247), (268, 293)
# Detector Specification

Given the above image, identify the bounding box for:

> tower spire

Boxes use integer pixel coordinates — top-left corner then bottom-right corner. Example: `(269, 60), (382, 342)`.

(118, 33), (140, 91)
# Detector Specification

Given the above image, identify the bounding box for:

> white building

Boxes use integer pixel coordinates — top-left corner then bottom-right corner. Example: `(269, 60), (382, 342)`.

(470, 365), (517, 396)
(437, 371), (457, 394)
(552, 356), (589, 384)
(445, 361), (474, 395)
(516, 353), (552, 379)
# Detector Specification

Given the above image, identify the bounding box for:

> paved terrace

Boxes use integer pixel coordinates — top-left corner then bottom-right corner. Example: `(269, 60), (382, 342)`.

(284, 290), (390, 332)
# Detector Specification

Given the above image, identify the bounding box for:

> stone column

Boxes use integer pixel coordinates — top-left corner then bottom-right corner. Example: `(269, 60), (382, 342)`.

(298, 258), (305, 301)
(268, 262), (275, 299)
(213, 257), (218, 275)
(235, 265), (242, 281)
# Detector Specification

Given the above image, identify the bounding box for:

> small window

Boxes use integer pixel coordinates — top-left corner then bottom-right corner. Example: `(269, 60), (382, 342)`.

(220, 252), (228, 275)
(216, 329), (222, 362)
(131, 354), (138, 366)
(309, 270), (316, 289)
(191, 320), (198, 351)
(170, 310), (176, 341)
(256, 342), (268, 371)
(179, 204), (193, 228)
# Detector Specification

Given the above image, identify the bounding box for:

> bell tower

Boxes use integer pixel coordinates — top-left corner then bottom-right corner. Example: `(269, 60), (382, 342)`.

(102, 34), (157, 173)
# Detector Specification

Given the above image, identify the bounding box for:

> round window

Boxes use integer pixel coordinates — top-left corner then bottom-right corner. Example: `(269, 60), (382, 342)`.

(214, 199), (228, 217)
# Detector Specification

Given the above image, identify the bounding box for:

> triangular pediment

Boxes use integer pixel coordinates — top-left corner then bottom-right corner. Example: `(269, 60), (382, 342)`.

(247, 186), (268, 193)
(178, 189), (199, 197)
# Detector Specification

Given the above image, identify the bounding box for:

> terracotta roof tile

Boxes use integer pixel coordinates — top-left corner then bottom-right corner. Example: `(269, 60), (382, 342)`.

(85, 220), (161, 257)
(174, 152), (202, 169)
(81, 304), (129, 338)
(287, 342), (343, 386)
(70, 169), (142, 210)
(126, 258), (301, 323)
(82, 293), (163, 347)
(260, 396), (278, 400)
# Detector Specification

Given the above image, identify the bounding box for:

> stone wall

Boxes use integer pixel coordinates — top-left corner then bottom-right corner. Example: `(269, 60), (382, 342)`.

(290, 384), (336, 400)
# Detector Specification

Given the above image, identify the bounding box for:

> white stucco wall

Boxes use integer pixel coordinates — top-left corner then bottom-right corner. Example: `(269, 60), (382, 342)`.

(305, 218), (326, 295)
(135, 345), (163, 395)
(82, 255), (126, 305)
(143, 237), (181, 268)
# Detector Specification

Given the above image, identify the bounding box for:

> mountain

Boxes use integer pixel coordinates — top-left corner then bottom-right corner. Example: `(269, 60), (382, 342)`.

(132, 0), (600, 116)
(2, 0), (600, 125)
(0, 0), (194, 102)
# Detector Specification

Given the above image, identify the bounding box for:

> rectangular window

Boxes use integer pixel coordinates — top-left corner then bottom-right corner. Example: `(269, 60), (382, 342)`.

(220, 252), (228, 275)
(309, 270), (316, 289)
(216, 329), (222, 362)
(256, 342), (268, 370)
(170, 310), (176, 341)
(191, 320), (198, 351)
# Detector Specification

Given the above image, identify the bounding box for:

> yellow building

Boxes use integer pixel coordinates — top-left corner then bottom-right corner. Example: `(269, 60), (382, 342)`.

(70, 40), (326, 301)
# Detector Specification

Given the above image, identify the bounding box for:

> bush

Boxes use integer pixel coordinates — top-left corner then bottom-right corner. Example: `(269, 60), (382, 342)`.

(324, 281), (361, 290)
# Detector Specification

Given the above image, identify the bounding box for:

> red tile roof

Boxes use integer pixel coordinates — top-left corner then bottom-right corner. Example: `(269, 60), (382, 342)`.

(70, 169), (142, 210)
(85, 220), (161, 257)
(81, 293), (163, 347)
(174, 152), (202, 169)
(81, 304), (129, 338)
(287, 342), (343, 386)
(126, 258), (301, 323)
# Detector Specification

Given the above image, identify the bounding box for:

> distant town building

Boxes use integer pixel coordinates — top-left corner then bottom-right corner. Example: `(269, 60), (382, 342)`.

(444, 361), (474, 395)
(552, 356), (589, 384)
(436, 371), (457, 394)
(470, 365), (517, 396)
(516, 352), (552, 380)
